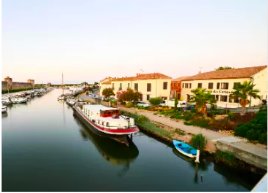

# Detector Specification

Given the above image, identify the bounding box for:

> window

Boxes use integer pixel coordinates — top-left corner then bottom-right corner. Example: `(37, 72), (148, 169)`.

(112, 83), (114, 89)
(189, 83), (191, 88)
(220, 95), (228, 102)
(147, 83), (151, 92)
(208, 82), (213, 89)
(128, 83), (130, 88)
(234, 96), (239, 103)
(217, 83), (220, 89)
(134, 83), (138, 91)
(198, 83), (202, 88)
(182, 83), (184, 88)
(221, 83), (228, 89)
(233, 82), (240, 89)
(147, 94), (150, 100)
(185, 83), (188, 88)
(119, 83), (122, 90)
(215, 95), (219, 101)
(163, 82), (168, 90)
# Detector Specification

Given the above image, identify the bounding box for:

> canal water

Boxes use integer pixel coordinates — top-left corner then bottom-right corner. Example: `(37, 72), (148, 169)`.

(2, 89), (259, 191)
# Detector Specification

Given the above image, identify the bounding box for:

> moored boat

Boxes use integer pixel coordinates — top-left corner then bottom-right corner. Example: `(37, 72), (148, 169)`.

(10, 97), (28, 104)
(173, 140), (197, 159)
(73, 104), (139, 145)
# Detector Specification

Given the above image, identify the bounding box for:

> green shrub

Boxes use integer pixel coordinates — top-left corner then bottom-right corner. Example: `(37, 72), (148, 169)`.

(149, 97), (162, 106)
(235, 107), (267, 144)
(125, 102), (134, 108)
(190, 134), (207, 151)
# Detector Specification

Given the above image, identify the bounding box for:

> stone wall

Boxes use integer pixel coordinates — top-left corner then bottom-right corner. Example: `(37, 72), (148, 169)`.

(2, 81), (33, 91)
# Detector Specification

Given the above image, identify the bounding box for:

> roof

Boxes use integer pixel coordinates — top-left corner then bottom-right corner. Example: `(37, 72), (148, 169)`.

(112, 73), (172, 82)
(182, 65), (267, 81)
(172, 76), (191, 82)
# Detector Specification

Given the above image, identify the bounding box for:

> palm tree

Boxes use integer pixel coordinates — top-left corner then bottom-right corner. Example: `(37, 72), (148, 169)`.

(190, 88), (215, 116)
(230, 81), (260, 115)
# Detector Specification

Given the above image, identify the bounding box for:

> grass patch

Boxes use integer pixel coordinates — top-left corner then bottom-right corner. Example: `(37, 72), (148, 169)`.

(214, 150), (238, 167)
(173, 129), (186, 136)
(121, 111), (172, 140)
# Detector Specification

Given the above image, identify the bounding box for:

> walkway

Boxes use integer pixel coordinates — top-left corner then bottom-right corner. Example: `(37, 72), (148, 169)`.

(119, 106), (267, 170)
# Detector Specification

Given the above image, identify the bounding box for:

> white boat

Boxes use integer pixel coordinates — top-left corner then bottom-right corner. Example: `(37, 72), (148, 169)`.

(57, 95), (65, 100)
(2, 97), (12, 105)
(66, 98), (76, 106)
(10, 97), (28, 104)
(73, 104), (139, 145)
(2, 106), (7, 113)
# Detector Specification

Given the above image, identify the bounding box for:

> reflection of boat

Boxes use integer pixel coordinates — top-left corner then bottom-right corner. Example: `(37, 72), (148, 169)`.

(173, 140), (197, 158)
(73, 104), (139, 145)
(2, 106), (7, 113)
(76, 118), (139, 166)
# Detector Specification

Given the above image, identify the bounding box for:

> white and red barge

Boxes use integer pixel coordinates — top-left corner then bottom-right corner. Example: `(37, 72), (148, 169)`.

(73, 104), (139, 145)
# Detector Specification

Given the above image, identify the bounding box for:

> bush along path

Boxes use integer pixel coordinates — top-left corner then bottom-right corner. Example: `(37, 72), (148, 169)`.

(119, 106), (267, 171)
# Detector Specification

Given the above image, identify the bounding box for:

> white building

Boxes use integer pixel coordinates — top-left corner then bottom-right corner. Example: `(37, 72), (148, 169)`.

(181, 65), (267, 108)
(100, 73), (172, 102)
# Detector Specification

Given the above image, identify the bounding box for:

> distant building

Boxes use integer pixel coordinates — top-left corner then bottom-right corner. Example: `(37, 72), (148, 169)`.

(2, 76), (35, 91)
(100, 73), (172, 102)
(181, 65), (267, 108)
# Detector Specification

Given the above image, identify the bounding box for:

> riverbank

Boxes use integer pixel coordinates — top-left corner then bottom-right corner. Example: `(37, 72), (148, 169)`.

(119, 106), (267, 173)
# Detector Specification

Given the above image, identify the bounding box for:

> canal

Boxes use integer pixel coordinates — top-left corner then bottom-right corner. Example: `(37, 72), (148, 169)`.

(2, 89), (259, 191)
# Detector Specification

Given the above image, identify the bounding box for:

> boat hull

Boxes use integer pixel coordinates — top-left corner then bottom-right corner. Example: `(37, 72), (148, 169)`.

(73, 107), (134, 146)
(173, 140), (197, 159)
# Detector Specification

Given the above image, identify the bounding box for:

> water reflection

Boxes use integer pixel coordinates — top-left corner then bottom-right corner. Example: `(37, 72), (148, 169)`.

(172, 148), (209, 184)
(74, 116), (139, 169)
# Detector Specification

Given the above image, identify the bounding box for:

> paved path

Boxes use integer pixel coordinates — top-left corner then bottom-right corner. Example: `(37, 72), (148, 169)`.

(119, 106), (267, 168)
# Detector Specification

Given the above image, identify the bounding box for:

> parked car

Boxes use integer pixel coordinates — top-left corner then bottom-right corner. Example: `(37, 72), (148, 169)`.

(136, 101), (150, 108)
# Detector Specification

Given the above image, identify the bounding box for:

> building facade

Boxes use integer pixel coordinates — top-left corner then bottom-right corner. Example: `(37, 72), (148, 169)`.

(171, 76), (189, 99)
(181, 66), (267, 108)
(100, 73), (172, 102)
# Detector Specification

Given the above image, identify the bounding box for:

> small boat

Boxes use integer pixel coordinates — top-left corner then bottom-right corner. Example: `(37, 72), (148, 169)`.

(2, 97), (12, 105)
(73, 104), (139, 145)
(66, 98), (77, 106)
(2, 106), (7, 113)
(57, 95), (65, 100)
(10, 97), (28, 104)
(173, 140), (197, 159)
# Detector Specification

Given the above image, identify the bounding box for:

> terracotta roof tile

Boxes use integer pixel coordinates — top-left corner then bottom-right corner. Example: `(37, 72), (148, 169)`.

(183, 65), (267, 81)
(172, 76), (191, 82)
(112, 73), (171, 82)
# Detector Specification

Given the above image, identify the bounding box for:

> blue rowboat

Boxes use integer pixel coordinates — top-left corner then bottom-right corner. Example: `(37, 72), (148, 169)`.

(173, 140), (197, 159)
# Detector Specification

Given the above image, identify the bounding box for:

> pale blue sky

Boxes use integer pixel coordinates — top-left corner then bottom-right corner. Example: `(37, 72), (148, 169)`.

(2, 0), (267, 84)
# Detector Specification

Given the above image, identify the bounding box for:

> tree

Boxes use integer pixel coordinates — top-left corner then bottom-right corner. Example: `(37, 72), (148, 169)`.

(190, 88), (215, 116)
(230, 81), (260, 115)
(117, 88), (141, 103)
(174, 96), (178, 108)
(149, 97), (162, 106)
(102, 88), (115, 99)
(215, 66), (233, 71)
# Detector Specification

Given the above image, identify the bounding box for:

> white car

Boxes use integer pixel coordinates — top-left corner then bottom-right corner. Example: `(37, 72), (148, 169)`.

(136, 101), (150, 107)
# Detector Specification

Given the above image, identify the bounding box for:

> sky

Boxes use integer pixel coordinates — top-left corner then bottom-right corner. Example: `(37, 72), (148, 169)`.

(2, 0), (268, 84)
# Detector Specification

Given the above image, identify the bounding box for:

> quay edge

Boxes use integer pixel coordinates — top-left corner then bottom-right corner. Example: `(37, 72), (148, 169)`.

(119, 108), (267, 173)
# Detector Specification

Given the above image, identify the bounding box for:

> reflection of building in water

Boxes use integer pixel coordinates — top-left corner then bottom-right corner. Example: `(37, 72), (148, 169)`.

(78, 122), (139, 167)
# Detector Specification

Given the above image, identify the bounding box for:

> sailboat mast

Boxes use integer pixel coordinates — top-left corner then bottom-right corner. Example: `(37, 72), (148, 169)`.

(62, 72), (64, 95)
